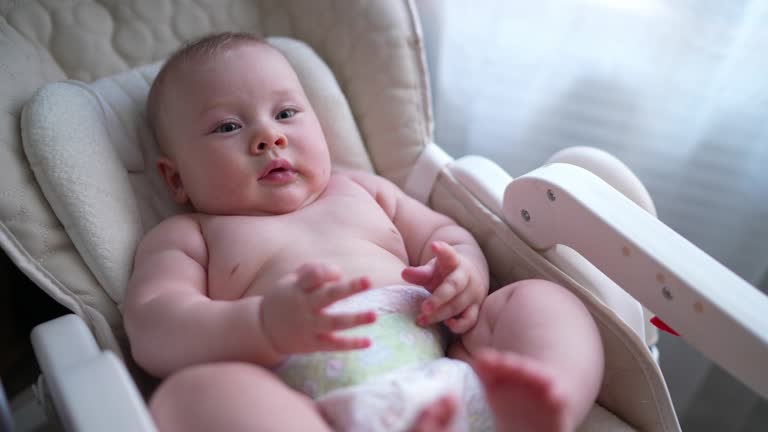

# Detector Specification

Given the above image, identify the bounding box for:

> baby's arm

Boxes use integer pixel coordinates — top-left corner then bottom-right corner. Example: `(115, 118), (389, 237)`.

(124, 216), (374, 378)
(123, 215), (279, 377)
(345, 171), (489, 333)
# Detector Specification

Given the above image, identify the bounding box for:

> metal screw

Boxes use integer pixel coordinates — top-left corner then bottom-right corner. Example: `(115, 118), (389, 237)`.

(661, 286), (673, 300)
(547, 189), (556, 201)
(521, 209), (531, 222)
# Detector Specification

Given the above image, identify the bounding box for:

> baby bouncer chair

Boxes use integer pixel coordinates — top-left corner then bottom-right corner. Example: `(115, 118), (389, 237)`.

(1, 0), (767, 430)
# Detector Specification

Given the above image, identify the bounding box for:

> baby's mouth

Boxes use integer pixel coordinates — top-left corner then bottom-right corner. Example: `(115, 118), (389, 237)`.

(258, 159), (297, 182)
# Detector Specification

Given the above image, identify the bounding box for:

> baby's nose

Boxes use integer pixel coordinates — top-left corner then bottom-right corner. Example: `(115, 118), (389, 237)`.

(250, 132), (287, 155)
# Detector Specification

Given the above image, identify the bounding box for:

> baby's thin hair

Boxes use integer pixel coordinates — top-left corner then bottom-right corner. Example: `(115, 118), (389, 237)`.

(147, 32), (266, 148)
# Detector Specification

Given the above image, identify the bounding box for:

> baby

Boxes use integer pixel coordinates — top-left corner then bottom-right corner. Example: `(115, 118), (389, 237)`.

(124, 32), (604, 432)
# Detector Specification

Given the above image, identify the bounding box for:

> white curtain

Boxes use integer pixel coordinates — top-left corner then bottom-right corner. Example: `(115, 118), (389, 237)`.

(418, 0), (768, 428)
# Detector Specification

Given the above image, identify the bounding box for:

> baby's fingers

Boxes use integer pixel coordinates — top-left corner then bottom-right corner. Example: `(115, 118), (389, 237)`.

(432, 241), (460, 273)
(401, 262), (435, 286)
(311, 277), (371, 310)
(420, 270), (468, 316)
(419, 287), (473, 326)
(319, 310), (377, 332)
(316, 333), (372, 351)
(445, 304), (480, 334)
(295, 262), (342, 293)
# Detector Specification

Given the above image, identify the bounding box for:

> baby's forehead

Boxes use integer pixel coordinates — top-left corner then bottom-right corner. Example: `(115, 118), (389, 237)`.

(170, 43), (290, 85)
(184, 41), (282, 70)
(157, 44), (306, 116)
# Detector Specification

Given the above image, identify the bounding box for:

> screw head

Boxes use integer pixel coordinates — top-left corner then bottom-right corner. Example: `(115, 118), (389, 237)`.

(521, 209), (531, 222)
(661, 286), (673, 300)
(547, 189), (556, 201)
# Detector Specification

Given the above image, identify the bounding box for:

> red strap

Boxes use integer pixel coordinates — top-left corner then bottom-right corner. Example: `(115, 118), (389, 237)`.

(650, 316), (679, 336)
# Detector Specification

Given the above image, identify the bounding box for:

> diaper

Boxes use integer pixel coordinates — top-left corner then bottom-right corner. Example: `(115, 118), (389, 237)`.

(274, 285), (494, 432)
(319, 358), (494, 432)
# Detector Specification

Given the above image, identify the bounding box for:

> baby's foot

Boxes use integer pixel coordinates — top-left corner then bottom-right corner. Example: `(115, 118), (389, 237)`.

(407, 395), (458, 432)
(473, 349), (570, 432)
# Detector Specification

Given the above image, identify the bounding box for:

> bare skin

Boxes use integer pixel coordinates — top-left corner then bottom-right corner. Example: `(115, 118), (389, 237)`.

(127, 36), (604, 432)
(408, 395), (460, 432)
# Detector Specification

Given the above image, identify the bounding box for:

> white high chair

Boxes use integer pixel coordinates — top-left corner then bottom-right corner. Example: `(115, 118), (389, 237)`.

(0, 1), (766, 431)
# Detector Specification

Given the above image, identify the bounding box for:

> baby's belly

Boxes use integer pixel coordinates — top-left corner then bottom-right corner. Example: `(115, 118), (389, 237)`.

(237, 246), (410, 300)
(274, 285), (446, 398)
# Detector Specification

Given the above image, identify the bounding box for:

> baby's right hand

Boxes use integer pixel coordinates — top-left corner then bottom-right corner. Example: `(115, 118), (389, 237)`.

(260, 263), (376, 356)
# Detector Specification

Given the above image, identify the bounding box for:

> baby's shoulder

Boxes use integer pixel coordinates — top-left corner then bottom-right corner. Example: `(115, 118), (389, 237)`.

(333, 170), (402, 216)
(136, 214), (207, 263)
(334, 168), (378, 182)
(333, 169), (398, 195)
(147, 213), (203, 236)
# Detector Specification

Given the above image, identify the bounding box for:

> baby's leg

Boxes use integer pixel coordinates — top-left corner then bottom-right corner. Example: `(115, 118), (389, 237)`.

(150, 362), (333, 432)
(454, 279), (604, 432)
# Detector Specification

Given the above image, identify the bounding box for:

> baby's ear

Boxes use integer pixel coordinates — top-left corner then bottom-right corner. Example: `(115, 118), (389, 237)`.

(157, 157), (188, 204)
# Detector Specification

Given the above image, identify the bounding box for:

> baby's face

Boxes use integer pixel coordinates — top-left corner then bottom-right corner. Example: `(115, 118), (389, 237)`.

(159, 43), (331, 215)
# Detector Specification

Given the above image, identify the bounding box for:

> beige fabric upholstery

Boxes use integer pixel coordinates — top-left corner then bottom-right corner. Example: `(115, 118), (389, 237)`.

(0, 9), (126, 353)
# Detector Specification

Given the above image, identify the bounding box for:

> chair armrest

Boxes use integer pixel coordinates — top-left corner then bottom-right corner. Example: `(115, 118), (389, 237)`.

(450, 155), (511, 216)
(503, 163), (768, 399)
(31, 315), (157, 432)
(31, 315), (100, 377)
(450, 156), (652, 342)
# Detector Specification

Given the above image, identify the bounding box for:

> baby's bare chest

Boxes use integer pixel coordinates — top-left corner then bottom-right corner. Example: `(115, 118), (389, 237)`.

(202, 191), (407, 300)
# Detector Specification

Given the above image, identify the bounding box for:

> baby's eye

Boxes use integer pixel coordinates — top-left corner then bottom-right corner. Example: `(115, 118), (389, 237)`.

(213, 122), (241, 134)
(275, 108), (297, 120)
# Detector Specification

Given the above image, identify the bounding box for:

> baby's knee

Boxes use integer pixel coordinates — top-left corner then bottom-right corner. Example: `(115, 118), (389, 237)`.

(497, 278), (565, 295)
(151, 362), (277, 410)
(151, 363), (326, 432)
(151, 363), (298, 429)
(494, 279), (583, 308)
(164, 361), (271, 387)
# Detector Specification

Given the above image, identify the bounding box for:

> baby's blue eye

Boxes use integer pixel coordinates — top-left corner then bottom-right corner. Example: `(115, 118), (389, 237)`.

(276, 109), (297, 120)
(213, 122), (241, 134)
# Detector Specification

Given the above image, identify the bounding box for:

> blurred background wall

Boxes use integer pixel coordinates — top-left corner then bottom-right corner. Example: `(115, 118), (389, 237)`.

(416, 1), (768, 430)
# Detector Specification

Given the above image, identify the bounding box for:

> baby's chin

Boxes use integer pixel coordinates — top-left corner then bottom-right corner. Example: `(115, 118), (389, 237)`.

(197, 205), (296, 217)
(258, 196), (322, 216)
(191, 180), (328, 216)
(200, 199), (314, 217)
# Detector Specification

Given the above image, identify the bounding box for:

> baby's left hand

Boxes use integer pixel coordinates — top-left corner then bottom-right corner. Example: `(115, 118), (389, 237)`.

(401, 241), (485, 334)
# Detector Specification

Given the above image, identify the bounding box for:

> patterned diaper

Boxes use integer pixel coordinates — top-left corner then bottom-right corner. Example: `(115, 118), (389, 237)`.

(273, 285), (494, 432)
